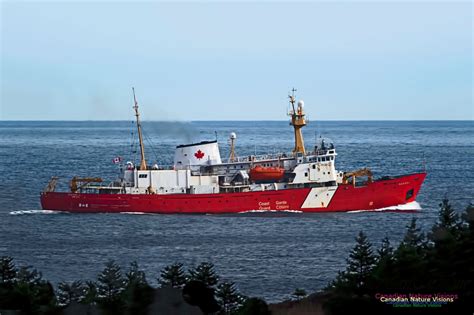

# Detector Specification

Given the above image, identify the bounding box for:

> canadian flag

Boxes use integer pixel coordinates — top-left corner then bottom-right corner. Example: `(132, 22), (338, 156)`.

(112, 156), (122, 164)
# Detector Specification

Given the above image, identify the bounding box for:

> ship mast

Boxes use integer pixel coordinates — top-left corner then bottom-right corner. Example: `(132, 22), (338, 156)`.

(288, 88), (306, 155)
(132, 87), (147, 170)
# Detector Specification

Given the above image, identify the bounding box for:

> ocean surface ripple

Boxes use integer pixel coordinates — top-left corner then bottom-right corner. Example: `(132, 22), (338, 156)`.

(0, 120), (472, 301)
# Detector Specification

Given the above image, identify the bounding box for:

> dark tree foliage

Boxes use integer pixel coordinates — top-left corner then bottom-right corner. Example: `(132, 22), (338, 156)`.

(333, 231), (376, 294)
(158, 262), (187, 288)
(371, 237), (394, 289)
(82, 280), (98, 305)
(346, 231), (376, 289)
(432, 198), (462, 239)
(122, 261), (154, 315)
(459, 204), (474, 296)
(216, 281), (244, 314)
(236, 297), (270, 315)
(96, 260), (126, 315)
(323, 200), (474, 315)
(377, 237), (394, 260)
(401, 217), (425, 249)
(188, 262), (219, 288)
(0, 261), (58, 314)
(56, 280), (86, 305)
(0, 256), (17, 284)
(125, 261), (147, 287)
(16, 266), (44, 286)
(182, 280), (220, 314)
(323, 231), (381, 314)
(462, 203), (474, 232)
(425, 199), (464, 290)
(392, 217), (428, 288)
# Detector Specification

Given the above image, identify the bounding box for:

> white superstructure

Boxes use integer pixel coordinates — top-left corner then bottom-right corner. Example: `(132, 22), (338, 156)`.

(174, 140), (222, 169)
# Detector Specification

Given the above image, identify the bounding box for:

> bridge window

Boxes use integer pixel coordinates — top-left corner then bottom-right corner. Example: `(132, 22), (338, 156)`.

(139, 174), (148, 178)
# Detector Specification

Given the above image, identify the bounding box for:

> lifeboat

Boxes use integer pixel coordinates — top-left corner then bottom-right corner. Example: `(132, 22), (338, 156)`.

(249, 165), (285, 182)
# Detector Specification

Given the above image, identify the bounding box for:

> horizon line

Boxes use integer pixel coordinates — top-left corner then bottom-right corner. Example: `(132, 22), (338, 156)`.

(1, 119), (473, 122)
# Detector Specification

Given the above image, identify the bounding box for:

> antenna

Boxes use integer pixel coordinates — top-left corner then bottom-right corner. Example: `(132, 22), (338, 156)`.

(132, 87), (147, 170)
(288, 87), (297, 113)
(132, 87), (137, 109)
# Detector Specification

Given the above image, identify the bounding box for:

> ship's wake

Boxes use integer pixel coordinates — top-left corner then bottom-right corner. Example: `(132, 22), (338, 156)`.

(237, 201), (422, 215)
(347, 201), (422, 213)
(9, 210), (65, 215)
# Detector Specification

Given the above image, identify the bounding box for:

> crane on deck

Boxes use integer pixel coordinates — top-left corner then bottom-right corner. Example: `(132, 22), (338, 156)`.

(342, 168), (373, 186)
(70, 177), (103, 193)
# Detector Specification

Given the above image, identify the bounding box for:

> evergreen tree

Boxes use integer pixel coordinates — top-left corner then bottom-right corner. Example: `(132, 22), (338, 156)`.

(430, 198), (462, 243)
(97, 260), (125, 302)
(125, 261), (147, 288)
(401, 217), (425, 249)
(158, 262), (187, 288)
(393, 217), (428, 290)
(56, 280), (86, 305)
(16, 265), (43, 285)
(457, 204), (474, 311)
(188, 262), (219, 288)
(9, 266), (57, 314)
(124, 261), (153, 315)
(462, 203), (474, 233)
(82, 280), (98, 305)
(216, 281), (244, 314)
(377, 237), (393, 260)
(96, 260), (125, 314)
(428, 200), (470, 290)
(372, 237), (394, 288)
(344, 231), (376, 292)
(0, 256), (16, 285)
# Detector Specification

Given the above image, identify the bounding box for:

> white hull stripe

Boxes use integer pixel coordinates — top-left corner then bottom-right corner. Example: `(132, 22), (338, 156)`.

(301, 187), (337, 208)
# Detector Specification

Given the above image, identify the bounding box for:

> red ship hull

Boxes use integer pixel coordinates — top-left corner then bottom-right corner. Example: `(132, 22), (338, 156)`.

(40, 173), (426, 214)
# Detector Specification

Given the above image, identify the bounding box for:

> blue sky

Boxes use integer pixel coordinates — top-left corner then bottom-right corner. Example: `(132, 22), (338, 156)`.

(1, 1), (472, 120)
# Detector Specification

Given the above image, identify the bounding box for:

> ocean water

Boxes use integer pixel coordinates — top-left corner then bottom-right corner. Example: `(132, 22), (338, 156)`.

(0, 120), (472, 301)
